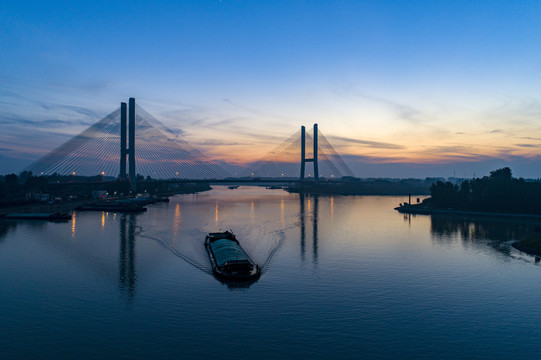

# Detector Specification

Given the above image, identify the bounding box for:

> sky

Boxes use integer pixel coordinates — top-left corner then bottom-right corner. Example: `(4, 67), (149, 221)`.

(1, 0), (541, 178)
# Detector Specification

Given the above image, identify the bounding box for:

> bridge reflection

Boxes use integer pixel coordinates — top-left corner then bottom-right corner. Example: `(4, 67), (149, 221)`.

(119, 214), (137, 300)
(299, 193), (319, 267)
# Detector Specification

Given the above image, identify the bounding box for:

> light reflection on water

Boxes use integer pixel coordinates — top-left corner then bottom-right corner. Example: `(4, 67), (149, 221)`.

(0, 186), (540, 359)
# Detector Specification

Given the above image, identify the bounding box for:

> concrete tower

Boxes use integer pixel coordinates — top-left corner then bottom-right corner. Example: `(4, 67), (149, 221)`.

(128, 98), (136, 192)
(119, 102), (127, 180)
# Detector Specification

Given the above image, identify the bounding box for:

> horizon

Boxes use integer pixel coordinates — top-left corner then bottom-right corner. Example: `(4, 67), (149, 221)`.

(2, 1), (541, 178)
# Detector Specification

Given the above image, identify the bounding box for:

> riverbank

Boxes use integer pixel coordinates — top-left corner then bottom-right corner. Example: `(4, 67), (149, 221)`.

(395, 204), (541, 220)
(0, 199), (92, 215)
(287, 180), (431, 195)
(512, 237), (541, 257)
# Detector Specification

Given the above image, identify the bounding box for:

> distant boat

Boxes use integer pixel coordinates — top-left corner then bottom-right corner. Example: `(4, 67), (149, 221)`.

(228, 185), (239, 189)
(0, 212), (71, 221)
(132, 195), (170, 204)
(205, 231), (260, 283)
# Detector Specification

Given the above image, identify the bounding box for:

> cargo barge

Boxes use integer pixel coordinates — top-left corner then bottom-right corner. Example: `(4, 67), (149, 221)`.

(205, 231), (261, 283)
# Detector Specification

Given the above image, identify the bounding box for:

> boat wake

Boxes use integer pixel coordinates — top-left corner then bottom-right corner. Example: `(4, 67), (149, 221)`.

(137, 223), (292, 278)
(137, 226), (213, 275)
(260, 229), (286, 273)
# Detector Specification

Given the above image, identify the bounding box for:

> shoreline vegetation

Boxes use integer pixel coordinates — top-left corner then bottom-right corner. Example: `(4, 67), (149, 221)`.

(0, 172), (445, 213)
(395, 167), (541, 257)
(0, 172), (211, 214)
(396, 167), (541, 217)
(512, 237), (541, 257)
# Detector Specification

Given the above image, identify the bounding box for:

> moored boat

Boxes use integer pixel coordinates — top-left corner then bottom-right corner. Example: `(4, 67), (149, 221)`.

(205, 231), (260, 282)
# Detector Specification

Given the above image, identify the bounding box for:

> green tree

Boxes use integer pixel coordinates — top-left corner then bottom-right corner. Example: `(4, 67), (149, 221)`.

(430, 181), (459, 208)
(4, 174), (19, 193)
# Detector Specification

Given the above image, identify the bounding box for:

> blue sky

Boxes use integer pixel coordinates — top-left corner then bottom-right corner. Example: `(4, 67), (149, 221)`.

(2, 0), (541, 177)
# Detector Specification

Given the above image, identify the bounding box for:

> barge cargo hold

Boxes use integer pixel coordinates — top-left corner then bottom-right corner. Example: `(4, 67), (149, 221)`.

(205, 231), (260, 283)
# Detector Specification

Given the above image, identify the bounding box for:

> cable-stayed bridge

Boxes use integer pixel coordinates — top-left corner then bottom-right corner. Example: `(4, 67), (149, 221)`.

(24, 98), (354, 188)
(241, 124), (353, 180)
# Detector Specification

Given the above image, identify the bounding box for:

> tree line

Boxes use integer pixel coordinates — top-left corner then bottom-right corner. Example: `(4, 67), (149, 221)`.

(428, 167), (541, 214)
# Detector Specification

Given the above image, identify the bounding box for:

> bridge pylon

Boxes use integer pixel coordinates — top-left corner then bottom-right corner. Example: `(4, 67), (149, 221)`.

(128, 98), (136, 192)
(300, 124), (319, 181)
(119, 98), (137, 192)
(119, 102), (127, 180)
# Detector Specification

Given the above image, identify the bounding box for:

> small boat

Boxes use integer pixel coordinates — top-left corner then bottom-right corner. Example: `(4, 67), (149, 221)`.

(205, 231), (260, 282)
(228, 185), (239, 189)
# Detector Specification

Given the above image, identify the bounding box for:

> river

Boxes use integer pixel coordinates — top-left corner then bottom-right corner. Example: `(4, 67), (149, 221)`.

(0, 186), (540, 359)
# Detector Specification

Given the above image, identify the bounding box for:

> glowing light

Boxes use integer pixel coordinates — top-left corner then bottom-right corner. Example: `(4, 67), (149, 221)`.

(330, 196), (334, 221)
(173, 203), (181, 237)
(101, 171), (105, 175)
(101, 211), (105, 230)
(215, 201), (219, 222)
(71, 212), (76, 238)
(280, 199), (285, 227)
(72, 171), (76, 175)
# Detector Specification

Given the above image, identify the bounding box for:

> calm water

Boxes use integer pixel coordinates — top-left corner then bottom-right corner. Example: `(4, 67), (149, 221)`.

(1, 186), (540, 359)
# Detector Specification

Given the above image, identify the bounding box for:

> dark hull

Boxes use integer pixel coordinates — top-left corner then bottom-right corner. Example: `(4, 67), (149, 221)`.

(205, 232), (261, 283)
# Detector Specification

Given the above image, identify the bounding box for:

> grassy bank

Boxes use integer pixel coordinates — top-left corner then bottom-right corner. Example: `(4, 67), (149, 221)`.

(512, 236), (541, 257)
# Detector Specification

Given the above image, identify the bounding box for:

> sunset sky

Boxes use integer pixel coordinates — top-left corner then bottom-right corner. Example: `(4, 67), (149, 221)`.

(2, 1), (541, 178)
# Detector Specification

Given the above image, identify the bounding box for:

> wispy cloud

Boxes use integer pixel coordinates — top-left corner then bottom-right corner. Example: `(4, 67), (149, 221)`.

(326, 135), (404, 149)
(37, 103), (100, 118)
(222, 98), (299, 123)
(0, 115), (92, 128)
(331, 85), (425, 124)
(192, 140), (255, 146)
(518, 136), (541, 141)
(339, 153), (410, 163)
